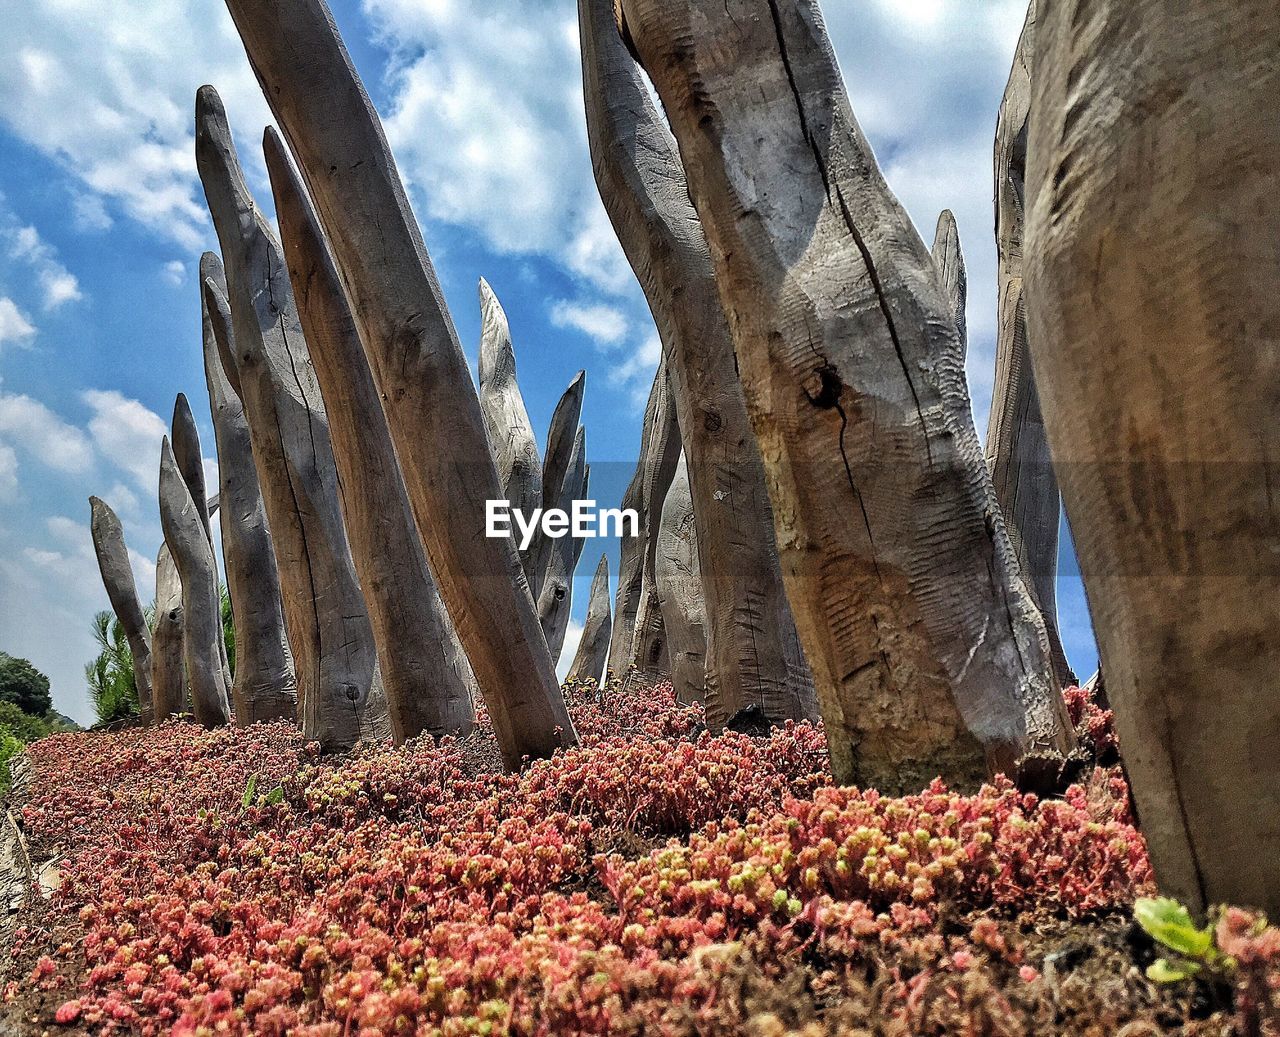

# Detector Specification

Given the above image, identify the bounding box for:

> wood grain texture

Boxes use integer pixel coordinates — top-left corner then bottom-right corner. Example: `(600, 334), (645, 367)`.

(581, 0), (815, 727)
(654, 454), (706, 705)
(1025, 0), (1280, 915)
(195, 85), (382, 750)
(88, 496), (154, 721)
(159, 439), (231, 729)
(536, 426), (586, 662)
(478, 278), (543, 580)
(150, 542), (185, 722)
(929, 210), (967, 354)
(220, 0), (575, 769)
(983, 0), (1075, 689)
(199, 251), (298, 726)
(567, 554), (611, 685)
(621, 0), (1073, 792)
(530, 372), (585, 599)
(265, 128), (476, 744)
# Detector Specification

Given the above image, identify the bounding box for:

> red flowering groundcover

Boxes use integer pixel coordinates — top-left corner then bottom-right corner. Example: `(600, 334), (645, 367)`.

(1, 682), (1275, 1035)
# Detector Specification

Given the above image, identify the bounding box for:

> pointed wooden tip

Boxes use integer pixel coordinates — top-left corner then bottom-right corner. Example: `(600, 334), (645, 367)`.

(198, 250), (225, 290)
(194, 84), (254, 220)
(202, 276), (241, 396)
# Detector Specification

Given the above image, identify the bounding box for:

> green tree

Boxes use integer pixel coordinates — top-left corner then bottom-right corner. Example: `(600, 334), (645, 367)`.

(0, 725), (22, 794)
(0, 651), (52, 717)
(85, 610), (143, 724)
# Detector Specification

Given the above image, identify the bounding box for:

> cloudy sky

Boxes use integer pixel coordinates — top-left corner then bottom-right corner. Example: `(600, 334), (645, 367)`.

(0, 0), (1097, 725)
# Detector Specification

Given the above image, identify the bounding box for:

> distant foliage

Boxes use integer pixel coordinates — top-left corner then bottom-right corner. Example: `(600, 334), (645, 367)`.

(84, 611), (141, 725)
(0, 651), (52, 717)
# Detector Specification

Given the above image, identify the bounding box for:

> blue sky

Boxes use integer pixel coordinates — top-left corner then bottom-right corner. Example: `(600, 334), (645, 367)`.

(0, 0), (1097, 725)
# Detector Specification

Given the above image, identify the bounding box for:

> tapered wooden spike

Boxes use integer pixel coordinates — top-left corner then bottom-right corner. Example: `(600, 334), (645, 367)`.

(1025, 0), (1280, 915)
(654, 453), (706, 705)
(264, 126), (476, 743)
(150, 542), (185, 722)
(930, 209), (968, 354)
(195, 84), (383, 749)
(581, 0), (816, 726)
(621, 0), (1073, 791)
(530, 372), (586, 596)
(158, 439), (231, 728)
(984, 0), (1075, 689)
(536, 425), (586, 662)
(220, 0), (575, 768)
(199, 250), (297, 725)
(478, 277), (543, 581)
(567, 555), (612, 685)
(88, 495), (154, 721)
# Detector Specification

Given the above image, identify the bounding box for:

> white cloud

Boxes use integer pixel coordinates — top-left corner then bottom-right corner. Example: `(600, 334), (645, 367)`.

(550, 300), (628, 345)
(71, 192), (113, 233)
(162, 259), (187, 287)
(0, 0), (275, 249)
(0, 391), (94, 474)
(0, 443), (16, 493)
(81, 388), (168, 493)
(4, 222), (82, 311)
(0, 297), (36, 346)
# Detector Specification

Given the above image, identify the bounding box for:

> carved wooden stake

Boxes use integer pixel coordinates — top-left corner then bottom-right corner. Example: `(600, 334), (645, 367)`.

(621, 0), (1073, 792)
(150, 542), (185, 722)
(264, 128), (476, 743)
(930, 210), (968, 351)
(984, 0), (1074, 688)
(654, 453), (706, 704)
(195, 85), (382, 749)
(567, 554), (612, 685)
(199, 251), (298, 725)
(536, 426), (586, 662)
(221, 0), (575, 768)
(159, 439), (231, 728)
(478, 279), (543, 579)
(1025, 0), (1280, 916)
(88, 495), (154, 721)
(530, 372), (585, 598)
(581, 0), (816, 727)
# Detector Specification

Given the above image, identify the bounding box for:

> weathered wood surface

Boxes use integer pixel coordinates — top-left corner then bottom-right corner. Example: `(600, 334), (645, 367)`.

(654, 454), (706, 705)
(478, 278), (543, 578)
(530, 372), (585, 598)
(150, 542), (185, 722)
(621, 0), (1073, 792)
(221, 0), (575, 769)
(195, 85), (382, 749)
(536, 426), (586, 662)
(984, 0), (1074, 689)
(930, 210), (967, 354)
(567, 554), (611, 684)
(159, 439), (231, 728)
(626, 358), (681, 678)
(265, 128), (476, 744)
(581, 0), (815, 728)
(1024, 0), (1280, 915)
(199, 251), (298, 726)
(88, 496), (154, 720)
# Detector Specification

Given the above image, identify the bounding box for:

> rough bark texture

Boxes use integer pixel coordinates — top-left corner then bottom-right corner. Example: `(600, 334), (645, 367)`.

(150, 543), (185, 722)
(621, 0), (1073, 792)
(199, 251), (298, 726)
(984, 0), (1075, 689)
(1024, 0), (1280, 916)
(478, 278), (543, 579)
(171, 392), (234, 692)
(627, 359), (681, 678)
(654, 454), (706, 705)
(265, 129), (476, 744)
(221, 0), (575, 769)
(195, 85), (383, 750)
(607, 361), (678, 677)
(581, 0), (815, 729)
(930, 210), (967, 353)
(88, 496), (154, 721)
(530, 372), (585, 598)
(536, 426), (586, 663)
(567, 554), (611, 684)
(158, 439), (231, 729)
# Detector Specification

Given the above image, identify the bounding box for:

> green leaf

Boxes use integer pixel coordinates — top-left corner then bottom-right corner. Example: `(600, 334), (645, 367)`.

(1134, 897), (1214, 959)
(1147, 957), (1201, 983)
(264, 786), (285, 806)
(242, 773), (259, 810)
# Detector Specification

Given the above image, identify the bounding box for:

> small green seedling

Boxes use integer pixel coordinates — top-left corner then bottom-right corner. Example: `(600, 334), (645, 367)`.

(241, 773), (285, 810)
(1135, 897), (1223, 982)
